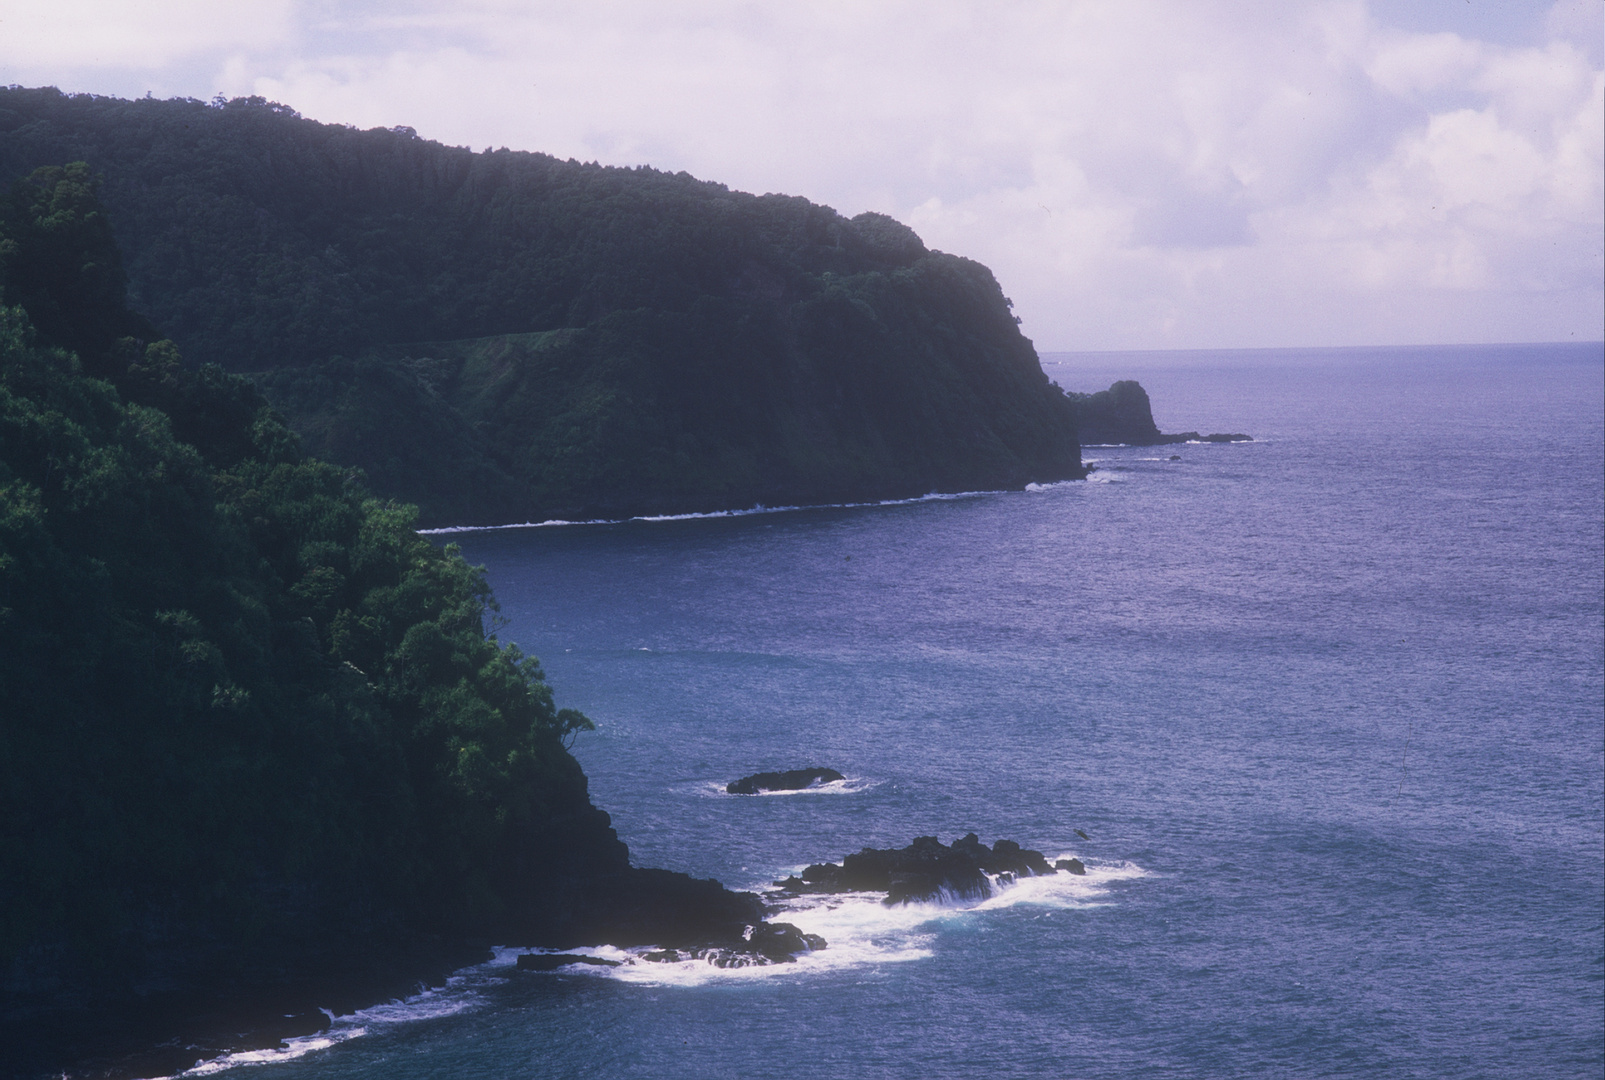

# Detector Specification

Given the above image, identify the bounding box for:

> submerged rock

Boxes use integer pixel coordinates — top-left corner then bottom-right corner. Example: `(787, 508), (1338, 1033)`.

(776, 834), (1060, 906)
(727, 767), (845, 795)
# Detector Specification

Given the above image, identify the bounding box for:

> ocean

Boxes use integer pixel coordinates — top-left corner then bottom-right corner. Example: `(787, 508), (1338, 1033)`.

(181, 343), (1603, 1079)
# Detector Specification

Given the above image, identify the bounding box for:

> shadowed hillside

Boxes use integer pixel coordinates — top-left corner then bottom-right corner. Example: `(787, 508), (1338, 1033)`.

(0, 88), (1084, 525)
(0, 159), (821, 1080)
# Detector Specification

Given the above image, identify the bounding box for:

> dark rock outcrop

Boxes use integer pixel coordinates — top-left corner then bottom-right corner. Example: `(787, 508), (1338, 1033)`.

(775, 834), (1060, 906)
(516, 954), (621, 971)
(1069, 380), (1250, 446)
(494, 857), (827, 976)
(637, 922), (826, 968)
(727, 767), (845, 795)
(12, 809), (821, 1078)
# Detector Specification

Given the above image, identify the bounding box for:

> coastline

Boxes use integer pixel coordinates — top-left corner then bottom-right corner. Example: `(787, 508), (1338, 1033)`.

(417, 481), (1087, 535)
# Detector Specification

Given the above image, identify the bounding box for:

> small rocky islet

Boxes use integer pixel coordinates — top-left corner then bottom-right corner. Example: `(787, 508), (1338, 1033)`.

(774, 833), (1086, 906)
(726, 767), (846, 794)
(1069, 379), (1252, 446)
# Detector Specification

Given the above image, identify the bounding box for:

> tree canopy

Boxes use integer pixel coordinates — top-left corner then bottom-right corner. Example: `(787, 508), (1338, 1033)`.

(0, 88), (1083, 526)
(0, 162), (618, 1071)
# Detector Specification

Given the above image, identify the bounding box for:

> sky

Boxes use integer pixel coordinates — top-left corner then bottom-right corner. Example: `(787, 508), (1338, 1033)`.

(1, 1), (1600, 351)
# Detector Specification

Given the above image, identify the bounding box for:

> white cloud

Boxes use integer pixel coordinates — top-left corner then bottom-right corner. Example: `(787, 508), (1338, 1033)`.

(0, 0), (294, 69)
(0, 0), (1599, 349)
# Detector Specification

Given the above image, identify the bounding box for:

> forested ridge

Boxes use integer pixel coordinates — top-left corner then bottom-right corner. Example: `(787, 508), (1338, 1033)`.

(0, 85), (1091, 1072)
(0, 162), (780, 1080)
(0, 87), (1083, 526)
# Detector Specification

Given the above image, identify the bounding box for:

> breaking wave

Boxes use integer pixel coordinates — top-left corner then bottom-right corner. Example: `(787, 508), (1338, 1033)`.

(161, 855), (1144, 1073)
(524, 853), (1147, 989)
(162, 969), (496, 1078)
(419, 483), (1088, 535)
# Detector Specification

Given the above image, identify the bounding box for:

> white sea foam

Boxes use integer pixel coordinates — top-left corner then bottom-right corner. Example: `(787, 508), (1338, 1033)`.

(162, 856), (1146, 1069)
(164, 966), (500, 1078)
(420, 487), (1049, 534)
(684, 776), (877, 798)
(528, 853), (1146, 989)
(171, 1032), (352, 1077)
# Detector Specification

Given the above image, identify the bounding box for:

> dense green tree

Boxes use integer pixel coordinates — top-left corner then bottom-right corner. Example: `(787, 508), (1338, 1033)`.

(0, 88), (1083, 527)
(0, 162), (624, 1074)
(0, 161), (154, 365)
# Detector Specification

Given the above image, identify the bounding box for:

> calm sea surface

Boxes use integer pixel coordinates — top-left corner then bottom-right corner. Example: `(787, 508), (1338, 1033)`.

(194, 344), (1603, 1079)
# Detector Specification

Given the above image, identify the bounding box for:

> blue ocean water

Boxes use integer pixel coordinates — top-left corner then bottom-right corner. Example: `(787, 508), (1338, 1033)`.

(190, 344), (1603, 1079)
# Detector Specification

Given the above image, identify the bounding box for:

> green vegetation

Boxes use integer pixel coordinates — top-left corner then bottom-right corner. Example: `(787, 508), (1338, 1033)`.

(0, 163), (618, 1066)
(0, 88), (1083, 526)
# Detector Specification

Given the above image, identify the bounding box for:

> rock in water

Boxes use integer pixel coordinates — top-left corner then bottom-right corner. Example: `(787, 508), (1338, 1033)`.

(516, 954), (622, 971)
(775, 833), (1058, 905)
(636, 924), (824, 968)
(1068, 380), (1251, 446)
(1056, 858), (1087, 875)
(1068, 380), (1165, 445)
(727, 767), (845, 795)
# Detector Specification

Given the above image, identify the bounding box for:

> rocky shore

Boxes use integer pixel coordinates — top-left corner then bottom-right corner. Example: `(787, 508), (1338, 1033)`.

(28, 833), (1089, 1076)
(774, 834), (1085, 906)
(20, 860), (820, 1079)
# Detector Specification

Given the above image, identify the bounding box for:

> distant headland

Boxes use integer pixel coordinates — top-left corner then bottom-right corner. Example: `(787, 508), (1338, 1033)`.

(1069, 379), (1251, 446)
(0, 87), (1086, 529)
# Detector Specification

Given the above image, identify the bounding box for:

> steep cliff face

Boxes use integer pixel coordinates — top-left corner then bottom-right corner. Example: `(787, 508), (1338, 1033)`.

(0, 154), (815, 1080)
(0, 88), (1084, 526)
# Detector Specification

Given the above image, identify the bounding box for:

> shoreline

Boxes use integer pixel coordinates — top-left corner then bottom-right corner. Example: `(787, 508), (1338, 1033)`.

(418, 480), (1087, 535)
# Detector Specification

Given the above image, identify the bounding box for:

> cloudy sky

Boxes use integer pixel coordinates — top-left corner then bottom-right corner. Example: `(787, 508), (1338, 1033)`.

(2, 0), (1600, 351)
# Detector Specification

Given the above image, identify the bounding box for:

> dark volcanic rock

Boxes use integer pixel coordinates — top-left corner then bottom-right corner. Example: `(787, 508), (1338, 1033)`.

(749, 922), (827, 959)
(1056, 858), (1087, 875)
(777, 834), (1058, 906)
(1159, 431), (1253, 444)
(497, 862), (826, 975)
(516, 954), (621, 971)
(727, 767), (845, 795)
(1069, 380), (1163, 445)
(1069, 380), (1251, 446)
(636, 923), (825, 969)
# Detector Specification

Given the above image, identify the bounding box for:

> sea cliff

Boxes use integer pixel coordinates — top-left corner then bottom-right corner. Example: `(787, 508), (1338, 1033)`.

(0, 88), (1084, 527)
(0, 161), (818, 1080)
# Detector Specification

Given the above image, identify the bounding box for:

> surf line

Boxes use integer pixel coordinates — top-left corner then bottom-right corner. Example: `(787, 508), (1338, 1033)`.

(417, 486), (1072, 534)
